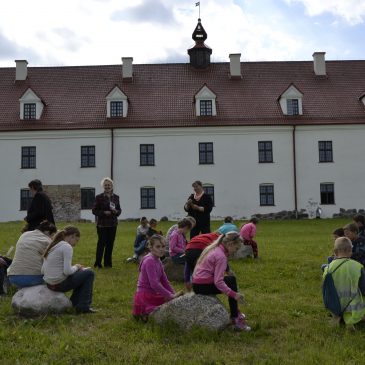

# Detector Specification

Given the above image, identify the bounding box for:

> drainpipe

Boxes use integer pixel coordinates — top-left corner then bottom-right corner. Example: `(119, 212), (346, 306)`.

(292, 125), (298, 219)
(110, 128), (114, 180)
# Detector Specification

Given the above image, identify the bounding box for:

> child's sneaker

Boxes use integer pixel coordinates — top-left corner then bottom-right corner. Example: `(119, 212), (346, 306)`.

(126, 255), (138, 263)
(233, 317), (251, 332)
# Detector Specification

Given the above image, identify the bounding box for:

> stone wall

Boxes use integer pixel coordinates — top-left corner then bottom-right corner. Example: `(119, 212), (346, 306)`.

(332, 208), (365, 219)
(44, 185), (81, 222)
(251, 209), (309, 220)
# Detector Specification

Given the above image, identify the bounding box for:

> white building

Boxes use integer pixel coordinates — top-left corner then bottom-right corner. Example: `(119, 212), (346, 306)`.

(0, 20), (365, 221)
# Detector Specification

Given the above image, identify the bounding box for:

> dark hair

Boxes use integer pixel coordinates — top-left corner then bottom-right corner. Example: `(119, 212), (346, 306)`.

(43, 226), (80, 258)
(28, 179), (43, 192)
(36, 220), (57, 235)
(149, 218), (157, 225)
(224, 216), (233, 223)
(343, 223), (359, 234)
(332, 228), (344, 237)
(140, 216), (147, 222)
(177, 218), (193, 229)
(192, 180), (203, 187)
(353, 214), (365, 226)
(250, 217), (259, 224)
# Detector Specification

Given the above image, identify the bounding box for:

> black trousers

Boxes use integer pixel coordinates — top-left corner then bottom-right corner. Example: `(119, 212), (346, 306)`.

(185, 248), (203, 274)
(190, 224), (211, 239)
(95, 226), (117, 267)
(193, 276), (238, 318)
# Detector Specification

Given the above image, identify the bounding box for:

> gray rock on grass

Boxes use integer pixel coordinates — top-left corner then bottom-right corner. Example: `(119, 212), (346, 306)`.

(12, 285), (72, 316)
(151, 292), (231, 331)
(163, 257), (185, 282)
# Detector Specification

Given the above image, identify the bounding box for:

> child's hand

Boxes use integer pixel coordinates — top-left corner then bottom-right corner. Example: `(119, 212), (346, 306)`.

(235, 293), (246, 304)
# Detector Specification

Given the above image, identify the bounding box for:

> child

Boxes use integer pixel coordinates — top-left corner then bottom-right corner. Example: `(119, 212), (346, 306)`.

(42, 226), (96, 314)
(218, 216), (238, 235)
(321, 228), (345, 271)
(323, 237), (365, 325)
(353, 214), (365, 238)
(126, 217), (150, 263)
(133, 235), (182, 321)
(344, 223), (365, 266)
(192, 232), (251, 331)
(169, 218), (193, 264)
(240, 217), (259, 258)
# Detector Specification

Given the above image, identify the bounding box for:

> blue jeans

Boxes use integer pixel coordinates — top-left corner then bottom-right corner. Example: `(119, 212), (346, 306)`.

(50, 270), (95, 312)
(134, 236), (147, 256)
(8, 275), (44, 288)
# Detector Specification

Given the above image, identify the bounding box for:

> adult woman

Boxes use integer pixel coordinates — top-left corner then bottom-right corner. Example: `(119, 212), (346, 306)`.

(92, 177), (122, 268)
(25, 179), (55, 231)
(7, 221), (57, 287)
(42, 226), (96, 314)
(184, 181), (213, 239)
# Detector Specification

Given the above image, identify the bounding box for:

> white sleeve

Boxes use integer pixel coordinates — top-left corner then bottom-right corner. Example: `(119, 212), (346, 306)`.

(62, 245), (78, 276)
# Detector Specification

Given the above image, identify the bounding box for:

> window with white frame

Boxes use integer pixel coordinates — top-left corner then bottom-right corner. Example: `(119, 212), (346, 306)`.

(106, 86), (128, 118)
(19, 88), (44, 120)
(279, 85), (303, 116)
(195, 85), (217, 117)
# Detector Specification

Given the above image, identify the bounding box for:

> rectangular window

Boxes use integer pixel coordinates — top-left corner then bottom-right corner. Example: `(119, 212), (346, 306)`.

(318, 141), (333, 162)
(81, 188), (95, 209)
(141, 187), (155, 209)
(20, 189), (32, 211)
(320, 183), (335, 205)
(24, 103), (36, 119)
(21, 146), (36, 169)
(140, 144), (155, 166)
(260, 184), (275, 206)
(200, 100), (212, 116)
(203, 185), (215, 206)
(110, 101), (123, 117)
(287, 99), (299, 116)
(258, 141), (273, 163)
(199, 142), (214, 164)
(81, 146), (95, 168)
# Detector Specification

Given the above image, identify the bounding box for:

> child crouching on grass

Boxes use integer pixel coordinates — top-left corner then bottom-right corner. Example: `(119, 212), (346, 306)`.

(133, 235), (183, 321)
(240, 217), (259, 258)
(192, 232), (251, 331)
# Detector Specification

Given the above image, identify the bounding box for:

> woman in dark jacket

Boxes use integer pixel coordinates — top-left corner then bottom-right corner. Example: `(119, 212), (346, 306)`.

(92, 177), (121, 268)
(25, 180), (55, 231)
(184, 180), (213, 239)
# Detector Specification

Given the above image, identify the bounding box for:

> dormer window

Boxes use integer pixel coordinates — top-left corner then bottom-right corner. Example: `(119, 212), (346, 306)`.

(24, 103), (36, 119)
(195, 85), (216, 117)
(19, 88), (44, 120)
(279, 85), (303, 116)
(106, 86), (128, 118)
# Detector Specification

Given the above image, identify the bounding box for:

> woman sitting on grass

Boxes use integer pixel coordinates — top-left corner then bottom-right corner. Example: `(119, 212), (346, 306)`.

(42, 226), (96, 314)
(133, 235), (183, 321)
(192, 232), (251, 331)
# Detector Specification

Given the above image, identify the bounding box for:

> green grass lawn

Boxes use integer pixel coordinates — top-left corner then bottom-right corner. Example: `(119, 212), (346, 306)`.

(1, 219), (365, 365)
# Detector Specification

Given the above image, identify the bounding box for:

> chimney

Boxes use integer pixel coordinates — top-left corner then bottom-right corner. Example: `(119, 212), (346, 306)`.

(312, 52), (326, 76)
(15, 60), (28, 81)
(122, 57), (133, 81)
(229, 53), (242, 79)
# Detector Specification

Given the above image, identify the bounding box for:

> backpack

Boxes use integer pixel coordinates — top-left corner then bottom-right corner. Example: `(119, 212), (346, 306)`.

(322, 259), (353, 317)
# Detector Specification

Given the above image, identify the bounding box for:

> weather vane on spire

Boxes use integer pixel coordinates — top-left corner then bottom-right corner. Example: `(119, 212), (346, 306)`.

(195, 2), (200, 19)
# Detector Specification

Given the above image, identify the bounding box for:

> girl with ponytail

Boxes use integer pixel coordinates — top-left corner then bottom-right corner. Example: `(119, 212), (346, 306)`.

(192, 232), (251, 331)
(42, 226), (97, 314)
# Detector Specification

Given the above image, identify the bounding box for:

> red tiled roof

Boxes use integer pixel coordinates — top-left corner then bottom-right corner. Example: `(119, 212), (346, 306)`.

(0, 60), (364, 131)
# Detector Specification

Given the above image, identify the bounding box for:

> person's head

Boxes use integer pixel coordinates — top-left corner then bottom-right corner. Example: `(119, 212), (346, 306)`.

(196, 231), (243, 268)
(147, 234), (166, 258)
(186, 216), (196, 228)
(334, 237), (353, 258)
(36, 220), (57, 237)
(149, 219), (157, 228)
(250, 217), (259, 225)
(192, 180), (203, 194)
(43, 226), (81, 258)
(224, 216), (233, 224)
(28, 179), (43, 195)
(353, 214), (365, 228)
(332, 227), (345, 240)
(177, 218), (193, 234)
(101, 177), (113, 194)
(343, 223), (359, 241)
(140, 216), (148, 227)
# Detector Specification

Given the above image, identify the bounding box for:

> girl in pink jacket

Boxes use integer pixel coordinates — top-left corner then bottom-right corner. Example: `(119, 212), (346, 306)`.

(240, 217), (259, 258)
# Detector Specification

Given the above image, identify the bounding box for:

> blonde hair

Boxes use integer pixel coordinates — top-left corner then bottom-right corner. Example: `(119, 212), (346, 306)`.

(43, 226), (80, 258)
(101, 177), (113, 187)
(334, 237), (352, 253)
(147, 234), (165, 249)
(195, 231), (243, 269)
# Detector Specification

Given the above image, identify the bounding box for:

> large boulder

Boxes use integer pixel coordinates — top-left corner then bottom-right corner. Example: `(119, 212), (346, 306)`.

(151, 292), (231, 331)
(12, 285), (72, 316)
(232, 244), (253, 259)
(163, 257), (185, 282)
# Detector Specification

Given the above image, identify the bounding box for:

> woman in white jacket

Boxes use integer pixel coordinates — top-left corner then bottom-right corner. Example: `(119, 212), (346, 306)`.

(42, 226), (96, 314)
